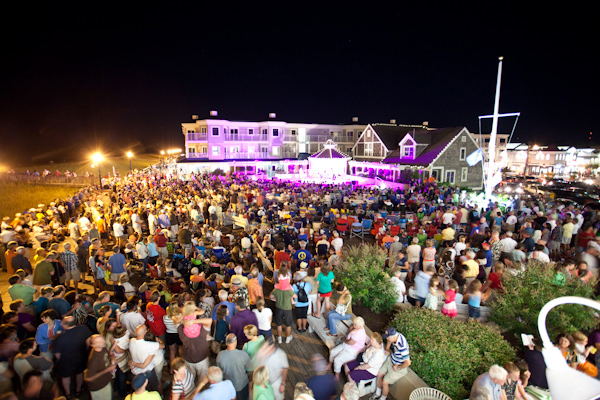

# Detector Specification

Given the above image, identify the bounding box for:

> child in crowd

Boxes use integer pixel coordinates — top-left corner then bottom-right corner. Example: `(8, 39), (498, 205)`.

(423, 276), (442, 311)
(441, 279), (458, 318)
(572, 331), (598, 377)
(515, 360), (532, 400)
(253, 297), (273, 338)
(181, 302), (205, 338)
(464, 280), (487, 322)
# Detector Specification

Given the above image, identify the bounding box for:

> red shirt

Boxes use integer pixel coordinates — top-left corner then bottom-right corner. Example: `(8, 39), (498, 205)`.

(487, 272), (504, 293)
(146, 303), (166, 336)
(274, 250), (291, 269)
(154, 234), (167, 248)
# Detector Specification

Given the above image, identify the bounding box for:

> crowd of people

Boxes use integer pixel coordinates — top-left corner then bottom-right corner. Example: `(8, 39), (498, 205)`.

(0, 169), (599, 400)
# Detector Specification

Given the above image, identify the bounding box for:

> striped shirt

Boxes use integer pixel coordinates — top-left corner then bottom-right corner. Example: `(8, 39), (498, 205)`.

(172, 369), (195, 398)
(390, 333), (410, 365)
(163, 314), (181, 333)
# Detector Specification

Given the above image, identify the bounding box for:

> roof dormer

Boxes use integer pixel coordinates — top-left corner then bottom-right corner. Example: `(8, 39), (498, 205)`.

(399, 134), (416, 159)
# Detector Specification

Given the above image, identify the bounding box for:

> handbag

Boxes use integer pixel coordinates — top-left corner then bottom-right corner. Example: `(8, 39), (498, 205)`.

(335, 295), (351, 315)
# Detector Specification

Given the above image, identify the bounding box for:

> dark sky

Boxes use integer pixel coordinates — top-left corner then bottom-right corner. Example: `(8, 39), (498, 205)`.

(1, 3), (598, 166)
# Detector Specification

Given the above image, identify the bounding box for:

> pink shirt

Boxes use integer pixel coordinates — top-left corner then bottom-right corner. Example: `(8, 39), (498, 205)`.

(347, 327), (367, 352)
(444, 289), (456, 304)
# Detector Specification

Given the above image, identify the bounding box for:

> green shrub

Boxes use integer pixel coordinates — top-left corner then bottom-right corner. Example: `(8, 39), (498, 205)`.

(392, 308), (515, 400)
(490, 260), (599, 340)
(336, 243), (397, 313)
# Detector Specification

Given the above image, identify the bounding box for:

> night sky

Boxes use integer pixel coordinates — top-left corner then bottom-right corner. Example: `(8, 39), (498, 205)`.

(1, 3), (598, 166)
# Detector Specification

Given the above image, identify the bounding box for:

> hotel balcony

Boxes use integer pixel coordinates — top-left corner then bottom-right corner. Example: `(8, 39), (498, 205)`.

(223, 151), (273, 159)
(224, 134), (269, 141)
(187, 152), (209, 159)
(186, 132), (208, 141)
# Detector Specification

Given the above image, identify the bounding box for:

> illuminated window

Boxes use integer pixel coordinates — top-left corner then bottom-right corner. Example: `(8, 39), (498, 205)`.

(212, 146), (219, 155)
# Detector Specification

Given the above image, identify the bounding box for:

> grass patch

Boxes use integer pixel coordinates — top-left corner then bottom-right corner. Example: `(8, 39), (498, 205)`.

(13, 155), (159, 177)
(0, 183), (84, 218)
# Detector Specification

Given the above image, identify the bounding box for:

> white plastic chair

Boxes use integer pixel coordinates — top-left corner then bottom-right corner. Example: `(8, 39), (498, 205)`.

(409, 387), (453, 400)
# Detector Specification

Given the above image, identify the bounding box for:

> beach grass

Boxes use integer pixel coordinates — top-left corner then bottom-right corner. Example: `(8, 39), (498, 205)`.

(0, 183), (83, 219)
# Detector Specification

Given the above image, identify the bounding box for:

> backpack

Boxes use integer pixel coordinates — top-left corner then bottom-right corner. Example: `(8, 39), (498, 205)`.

(297, 282), (309, 303)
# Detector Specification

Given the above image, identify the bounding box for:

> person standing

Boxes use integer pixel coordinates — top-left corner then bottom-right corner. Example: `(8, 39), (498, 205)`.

(32, 252), (56, 290)
(128, 324), (163, 392)
(270, 283), (297, 344)
(253, 338), (289, 400)
(84, 334), (116, 400)
(61, 242), (80, 291)
(178, 303), (213, 381)
(54, 316), (92, 398)
(217, 333), (252, 400)
(229, 298), (259, 350)
(136, 237), (149, 278)
(108, 246), (127, 284)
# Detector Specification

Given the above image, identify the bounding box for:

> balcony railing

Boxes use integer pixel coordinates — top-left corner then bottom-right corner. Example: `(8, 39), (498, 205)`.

(283, 134), (297, 141)
(223, 152), (272, 159)
(282, 151), (298, 158)
(224, 134), (269, 141)
(188, 152), (209, 159)
(186, 133), (208, 141)
(306, 134), (332, 142)
(333, 135), (354, 142)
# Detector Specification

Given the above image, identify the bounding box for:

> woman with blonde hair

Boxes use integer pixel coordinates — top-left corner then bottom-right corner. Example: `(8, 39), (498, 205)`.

(163, 301), (183, 373)
(344, 332), (386, 385)
(253, 365), (275, 400)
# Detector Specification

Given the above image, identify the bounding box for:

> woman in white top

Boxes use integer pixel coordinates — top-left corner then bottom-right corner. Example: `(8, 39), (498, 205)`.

(252, 297), (273, 338)
(163, 301), (183, 374)
(344, 332), (386, 385)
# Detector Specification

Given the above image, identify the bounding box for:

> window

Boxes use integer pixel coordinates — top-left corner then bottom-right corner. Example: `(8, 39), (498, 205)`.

(248, 128), (254, 135)
(546, 154), (550, 160)
(460, 148), (466, 161)
(291, 129), (297, 135)
(484, 138), (490, 143)
(273, 147), (280, 155)
(200, 127), (207, 134)
(445, 170), (455, 184)
(230, 129), (238, 134)
(273, 128), (279, 137)
(461, 135), (466, 142)
(212, 146), (219, 155)
(188, 147), (195, 154)
(187, 129), (195, 133)
(212, 127), (219, 136)
(403, 146), (415, 158)
(365, 143), (373, 156)
(499, 138), (506, 143)
(262, 129), (267, 135)
(461, 167), (468, 182)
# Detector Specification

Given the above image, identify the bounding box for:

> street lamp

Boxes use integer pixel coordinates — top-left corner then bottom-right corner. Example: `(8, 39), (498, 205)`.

(127, 151), (133, 173)
(91, 152), (104, 187)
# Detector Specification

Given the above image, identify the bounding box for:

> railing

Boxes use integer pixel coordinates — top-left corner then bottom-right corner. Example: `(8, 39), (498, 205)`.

(224, 134), (268, 141)
(188, 152), (209, 159)
(282, 151), (297, 158)
(306, 134), (332, 142)
(283, 134), (297, 141)
(333, 135), (354, 142)
(186, 132), (208, 141)
(223, 152), (272, 159)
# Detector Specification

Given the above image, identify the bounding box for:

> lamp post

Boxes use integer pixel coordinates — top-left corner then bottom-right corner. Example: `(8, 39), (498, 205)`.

(91, 152), (104, 187)
(127, 151), (133, 173)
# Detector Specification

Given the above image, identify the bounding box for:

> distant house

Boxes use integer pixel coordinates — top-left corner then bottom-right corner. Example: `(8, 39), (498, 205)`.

(351, 122), (432, 162)
(385, 127), (483, 188)
(349, 126), (483, 189)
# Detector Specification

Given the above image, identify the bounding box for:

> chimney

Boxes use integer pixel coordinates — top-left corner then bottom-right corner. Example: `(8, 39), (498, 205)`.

(422, 121), (429, 126)
(210, 110), (218, 117)
(390, 119), (396, 124)
(192, 115), (198, 120)
(352, 116), (359, 123)
(269, 113), (277, 119)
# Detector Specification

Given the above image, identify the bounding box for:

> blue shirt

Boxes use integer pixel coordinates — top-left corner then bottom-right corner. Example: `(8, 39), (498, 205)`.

(292, 282), (313, 308)
(390, 333), (410, 365)
(193, 380), (236, 400)
(306, 373), (337, 400)
(293, 249), (312, 262)
(108, 252), (126, 274)
(212, 301), (236, 323)
(414, 271), (432, 299)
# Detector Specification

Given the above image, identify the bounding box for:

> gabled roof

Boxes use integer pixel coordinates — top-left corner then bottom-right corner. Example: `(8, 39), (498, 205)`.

(368, 124), (431, 150)
(310, 140), (351, 159)
(383, 127), (467, 166)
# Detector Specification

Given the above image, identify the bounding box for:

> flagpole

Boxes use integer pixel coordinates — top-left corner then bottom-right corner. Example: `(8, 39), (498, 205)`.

(486, 56), (503, 201)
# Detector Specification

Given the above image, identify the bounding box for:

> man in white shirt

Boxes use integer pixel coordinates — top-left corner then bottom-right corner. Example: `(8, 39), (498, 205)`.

(442, 209), (455, 227)
(331, 231), (344, 254)
(148, 211), (158, 235)
(113, 219), (125, 248)
(504, 211), (518, 232)
(389, 270), (406, 303)
(499, 231), (518, 253)
(131, 212), (142, 235)
(129, 324), (164, 392)
(78, 214), (92, 232)
(120, 299), (146, 337)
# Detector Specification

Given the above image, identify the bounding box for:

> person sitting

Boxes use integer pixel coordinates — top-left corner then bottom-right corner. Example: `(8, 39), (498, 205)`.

(343, 332), (386, 385)
(328, 317), (366, 381)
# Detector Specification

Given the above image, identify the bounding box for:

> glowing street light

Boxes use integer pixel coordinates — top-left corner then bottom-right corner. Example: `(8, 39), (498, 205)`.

(91, 152), (104, 186)
(127, 151), (133, 173)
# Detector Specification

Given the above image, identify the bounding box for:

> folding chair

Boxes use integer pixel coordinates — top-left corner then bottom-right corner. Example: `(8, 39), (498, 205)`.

(350, 222), (364, 240)
(362, 219), (373, 237)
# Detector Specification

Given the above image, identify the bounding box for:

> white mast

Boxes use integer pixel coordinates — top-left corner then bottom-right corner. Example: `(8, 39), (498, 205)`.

(485, 56), (503, 200)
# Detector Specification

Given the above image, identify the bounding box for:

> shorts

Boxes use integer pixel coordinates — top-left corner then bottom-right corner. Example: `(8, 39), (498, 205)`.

(319, 292), (332, 298)
(57, 359), (87, 377)
(468, 305), (481, 319)
(295, 306), (308, 319)
(65, 269), (81, 282)
(561, 236), (571, 245)
(379, 356), (409, 384)
(274, 308), (293, 327)
(409, 262), (420, 273)
(165, 332), (183, 346)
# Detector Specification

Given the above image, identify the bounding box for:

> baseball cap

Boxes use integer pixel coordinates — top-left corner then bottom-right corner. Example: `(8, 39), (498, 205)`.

(131, 372), (149, 390)
(383, 327), (398, 339)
